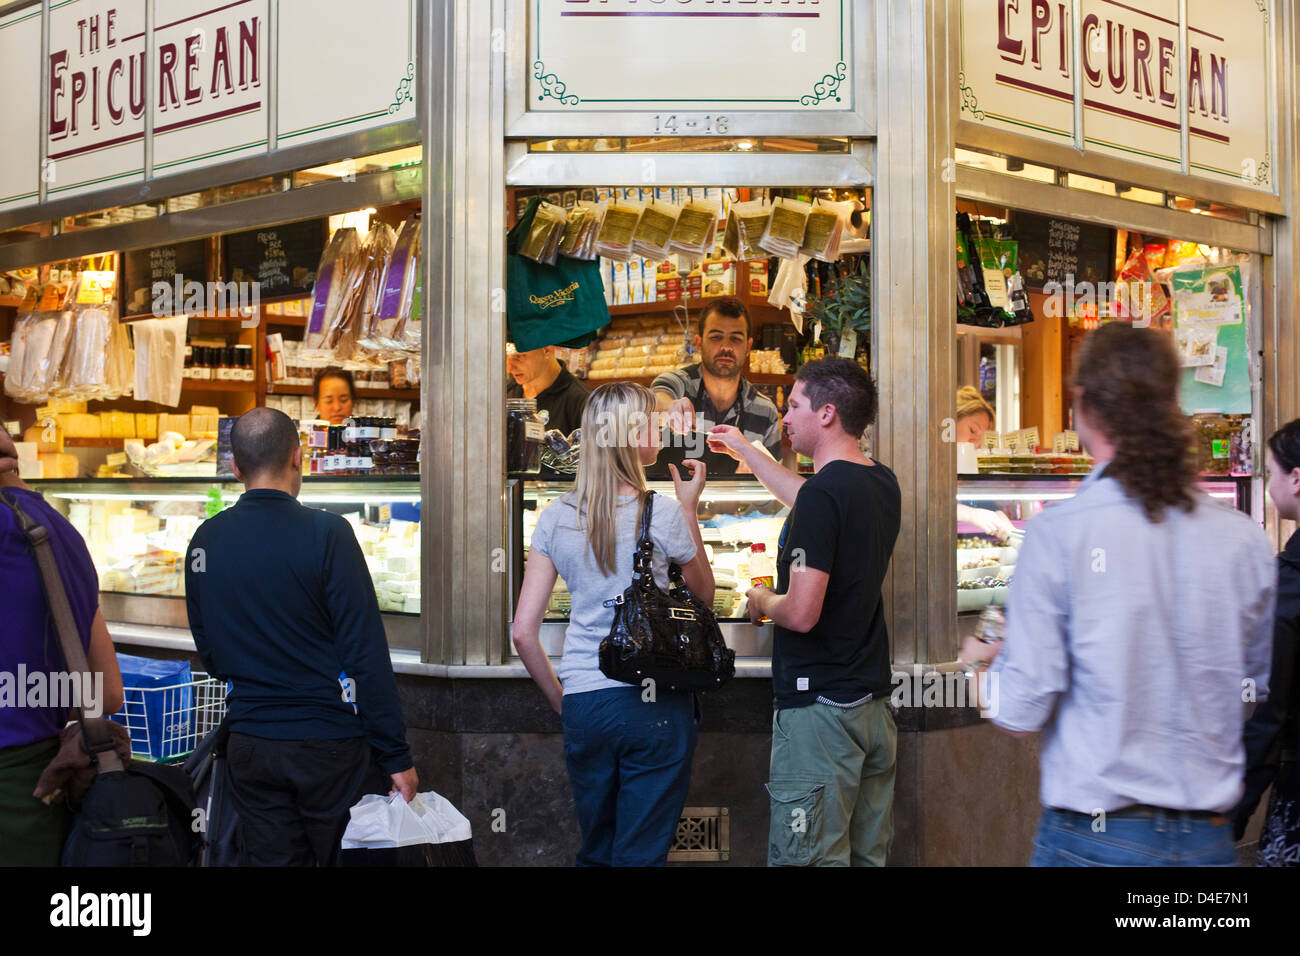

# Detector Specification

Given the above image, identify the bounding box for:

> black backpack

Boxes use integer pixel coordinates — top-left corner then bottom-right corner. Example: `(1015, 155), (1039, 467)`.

(62, 755), (199, 866)
(2, 489), (199, 867)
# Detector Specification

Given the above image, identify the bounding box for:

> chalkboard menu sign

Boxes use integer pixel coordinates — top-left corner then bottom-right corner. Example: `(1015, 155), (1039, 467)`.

(1014, 213), (1114, 289)
(222, 218), (327, 297)
(120, 239), (207, 316)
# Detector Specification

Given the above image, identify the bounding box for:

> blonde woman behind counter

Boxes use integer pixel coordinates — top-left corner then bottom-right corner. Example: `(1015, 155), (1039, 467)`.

(954, 386), (1017, 541)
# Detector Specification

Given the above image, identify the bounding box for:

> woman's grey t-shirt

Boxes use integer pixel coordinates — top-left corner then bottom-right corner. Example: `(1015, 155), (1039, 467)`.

(530, 492), (698, 695)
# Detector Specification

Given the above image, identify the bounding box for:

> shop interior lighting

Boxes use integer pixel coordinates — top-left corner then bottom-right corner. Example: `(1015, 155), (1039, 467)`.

(47, 490), (422, 505)
(958, 490), (1236, 503)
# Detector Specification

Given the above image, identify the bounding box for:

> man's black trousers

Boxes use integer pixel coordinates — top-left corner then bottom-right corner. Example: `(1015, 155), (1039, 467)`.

(226, 733), (371, 866)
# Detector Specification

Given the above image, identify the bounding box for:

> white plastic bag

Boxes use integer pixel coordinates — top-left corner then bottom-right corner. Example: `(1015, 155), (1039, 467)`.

(340, 791), (472, 849)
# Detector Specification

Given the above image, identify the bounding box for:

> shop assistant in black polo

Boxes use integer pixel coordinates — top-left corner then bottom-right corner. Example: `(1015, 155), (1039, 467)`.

(773, 459), (902, 708)
(507, 358), (591, 437)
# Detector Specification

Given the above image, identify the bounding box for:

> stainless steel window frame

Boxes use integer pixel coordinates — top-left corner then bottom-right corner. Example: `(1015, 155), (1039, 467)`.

(0, 163), (422, 272)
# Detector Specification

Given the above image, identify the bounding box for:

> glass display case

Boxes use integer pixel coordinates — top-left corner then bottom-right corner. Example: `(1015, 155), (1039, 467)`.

(509, 477), (784, 658)
(25, 476), (422, 649)
(955, 473), (1250, 632)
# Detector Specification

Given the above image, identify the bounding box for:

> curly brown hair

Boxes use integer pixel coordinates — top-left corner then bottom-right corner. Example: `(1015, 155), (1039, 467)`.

(1072, 324), (1198, 522)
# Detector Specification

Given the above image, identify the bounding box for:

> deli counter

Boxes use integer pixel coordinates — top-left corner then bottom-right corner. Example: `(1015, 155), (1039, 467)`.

(954, 473), (1252, 638)
(24, 476), (423, 652)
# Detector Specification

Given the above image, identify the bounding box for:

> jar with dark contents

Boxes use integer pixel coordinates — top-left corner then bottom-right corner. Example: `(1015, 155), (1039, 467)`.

(1194, 414), (1232, 476)
(507, 398), (544, 474)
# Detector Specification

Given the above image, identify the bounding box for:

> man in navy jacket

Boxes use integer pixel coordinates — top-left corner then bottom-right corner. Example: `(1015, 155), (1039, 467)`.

(186, 408), (417, 866)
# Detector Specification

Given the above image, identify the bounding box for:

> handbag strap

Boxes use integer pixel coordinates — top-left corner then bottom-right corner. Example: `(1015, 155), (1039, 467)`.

(0, 488), (124, 773)
(632, 491), (655, 582)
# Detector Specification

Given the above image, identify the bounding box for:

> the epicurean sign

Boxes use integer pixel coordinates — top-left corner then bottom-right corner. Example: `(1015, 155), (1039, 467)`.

(958, 0), (1274, 190)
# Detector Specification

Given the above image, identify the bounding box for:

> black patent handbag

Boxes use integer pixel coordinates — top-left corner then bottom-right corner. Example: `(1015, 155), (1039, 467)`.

(598, 492), (736, 692)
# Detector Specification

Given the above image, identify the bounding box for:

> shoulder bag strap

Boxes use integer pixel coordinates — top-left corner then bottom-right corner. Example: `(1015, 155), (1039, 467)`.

(632, 490), (656, 583)
(0, 489), (124, 773)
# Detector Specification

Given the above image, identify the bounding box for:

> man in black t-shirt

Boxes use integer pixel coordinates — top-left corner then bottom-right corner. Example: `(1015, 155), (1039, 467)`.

(707, 358), (901, 867)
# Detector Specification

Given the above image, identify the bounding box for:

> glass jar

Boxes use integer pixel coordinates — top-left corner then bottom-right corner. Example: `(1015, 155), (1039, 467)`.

(1194, 414), (1232, 476)
(507, 398), (544, 474)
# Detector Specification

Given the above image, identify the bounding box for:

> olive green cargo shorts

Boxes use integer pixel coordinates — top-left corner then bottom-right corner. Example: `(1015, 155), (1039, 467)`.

(766, 697), (897, 867)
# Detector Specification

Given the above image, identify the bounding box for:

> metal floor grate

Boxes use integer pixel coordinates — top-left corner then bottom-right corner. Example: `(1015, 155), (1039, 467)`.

(668, 807), (730, 862)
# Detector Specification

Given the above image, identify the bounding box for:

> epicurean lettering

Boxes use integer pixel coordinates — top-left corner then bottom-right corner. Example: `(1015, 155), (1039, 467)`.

(529, 282), (580, 311)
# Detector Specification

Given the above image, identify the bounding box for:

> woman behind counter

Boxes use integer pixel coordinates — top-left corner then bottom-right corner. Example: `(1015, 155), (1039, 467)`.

(511, 383), (713, 866)
(314, 367), (355, 426)
(955, 386), (1017, 540)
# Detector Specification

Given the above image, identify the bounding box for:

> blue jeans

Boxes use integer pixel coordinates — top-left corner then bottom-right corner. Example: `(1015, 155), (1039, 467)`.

(1031, 807), (1239, 866)
(561, 687), (698, 867)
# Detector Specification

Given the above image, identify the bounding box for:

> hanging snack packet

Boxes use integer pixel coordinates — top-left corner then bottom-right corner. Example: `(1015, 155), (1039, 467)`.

(596, 200), (643, 261)
(559, 201), (605, 260)
(4, 312), (40, 402)
(1114, 246), (1170, 326)
(374, 214), (422, 352)
(350, 222), (398, 357)
(724, 199), (771, 261)
(801, 198), (854, 263)
(518, 200), (567, 265)
(668, 199), (720, 258)
(64, 304), (113, 397)
(759, 197), (812, 260)
(327, 222), (393, 360)
(631, 198), (681, 260)
(394, 223), (423, 354)
(305, 228), (362, 353)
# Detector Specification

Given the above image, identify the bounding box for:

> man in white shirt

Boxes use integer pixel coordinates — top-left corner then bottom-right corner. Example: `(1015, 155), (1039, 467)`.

(962, 324), (1275, 866)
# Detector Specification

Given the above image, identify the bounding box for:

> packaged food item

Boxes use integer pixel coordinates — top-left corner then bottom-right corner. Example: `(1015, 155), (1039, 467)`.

(632, 198), (681, 261)
(758, 197), (811, 259)
(305, 228), (362, 353)
(667, 199), (719, 258)
(801, 198), (854, 262)
(328, 222), (395, 361)
(1143, 242), (1168, 275)
(346, 221), (397, 360)
(559, 201), (605, 260)
(1162, 240), (1202, 269)
(518, 200), (567, 265)
(596, 201), (642, 261)
(131, 315), (188, 407)
(374, 214), (423, 355)
(1114, 246), (1170, 326)
(723, 199), (771, 261)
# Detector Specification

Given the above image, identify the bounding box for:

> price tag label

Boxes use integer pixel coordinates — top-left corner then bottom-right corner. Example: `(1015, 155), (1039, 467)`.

(837, 329), (858, 358)
(379, 504), (392, 523)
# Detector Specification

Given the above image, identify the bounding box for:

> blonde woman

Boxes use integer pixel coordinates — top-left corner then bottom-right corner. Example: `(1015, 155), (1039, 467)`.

(955, 386), (1017, 541)
(512, 383), (714, 866)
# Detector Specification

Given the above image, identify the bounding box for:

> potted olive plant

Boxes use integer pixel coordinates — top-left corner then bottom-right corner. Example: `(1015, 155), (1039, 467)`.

(803, 256), (870, 356)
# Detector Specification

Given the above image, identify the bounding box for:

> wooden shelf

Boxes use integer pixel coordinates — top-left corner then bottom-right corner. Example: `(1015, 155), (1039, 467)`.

(65, 437), (126, 447)
(263, 313), (307, 326)
(267, 383), (420, 400)
(181, 379), (255, 392)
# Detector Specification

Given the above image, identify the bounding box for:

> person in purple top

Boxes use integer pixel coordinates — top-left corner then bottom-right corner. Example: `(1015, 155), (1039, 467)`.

(0, 427), (123, 865)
